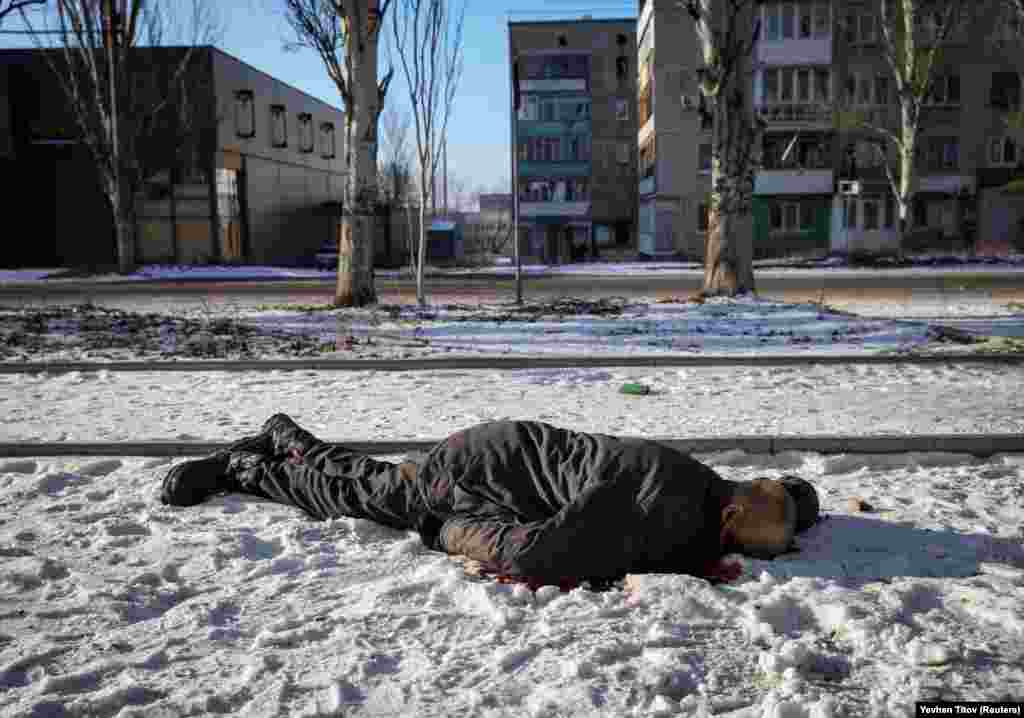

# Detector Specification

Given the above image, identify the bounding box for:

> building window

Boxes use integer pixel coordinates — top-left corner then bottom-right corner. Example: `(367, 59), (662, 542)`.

(617, 141), (630, 164)
(797, 69), (811, 102)
(640, 137), (656, 179)
(798, 3), (813, 38)
(698, 143), (712, 173)
(989, 136), (1018, 166)
(990, 72), (1020, 110)
(616, 57), (629, 84)
(913, 198), (928, 228)
(800, 201), (815, 229)
(843, 197), (858, 229)
(884, 195), (895, 228)
(319, 122), (336, 159)
(813, 0), (830, 36)
(874, 76), (890, 106)
(270, 104), (287, 148)
(922, 137), (959, 171)
(234, 90), (255, 139)
(770, 199), (811, 232)
(764, 69), (779, 102)
(765, 6), (781, 40)
(863, 199), (880, 230)
(846, 10), (877, 44)
(616, 98), (630, 120)
(540, 99), (556, 121)
(298, 113), (313, 153)
(855, 140), (884, 169)
(815, 68), (830, 102)
(617, 33), (628, 46)
(698, 203), (709, 231)
(782, 3), (795, 38)
(780, 68), (794, 102)
(698, 93), (713, 130)
(523, 54), (588, 81)
(926, 75), (960, 105)
(557, 34), (567, 47)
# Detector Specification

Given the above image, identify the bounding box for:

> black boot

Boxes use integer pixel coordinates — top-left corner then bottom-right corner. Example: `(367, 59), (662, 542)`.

(260, 413), (321, 458)
(160, 451), (266, 507)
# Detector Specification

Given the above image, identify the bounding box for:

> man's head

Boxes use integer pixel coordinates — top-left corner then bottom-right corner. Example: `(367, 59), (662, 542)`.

(720, 476), (820, 559)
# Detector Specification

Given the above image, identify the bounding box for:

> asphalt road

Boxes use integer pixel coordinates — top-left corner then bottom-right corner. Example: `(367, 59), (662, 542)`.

(1, 270), (1022, 316)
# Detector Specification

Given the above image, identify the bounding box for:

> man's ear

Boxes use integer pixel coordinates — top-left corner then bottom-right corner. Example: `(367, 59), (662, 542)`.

(719, 504), (744, 548)
(721, 503), (743, 527)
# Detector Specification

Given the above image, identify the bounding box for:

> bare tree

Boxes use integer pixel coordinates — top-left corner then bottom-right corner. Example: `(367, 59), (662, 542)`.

(378, 102), (412, 203)
(391, 0), (466, 306)
(282, 0), (394, 307)
(0, 0), (45, 25)
(683, 0), (765, 296)
(20, 0), (218, 273)
(835, 0), (972, 252)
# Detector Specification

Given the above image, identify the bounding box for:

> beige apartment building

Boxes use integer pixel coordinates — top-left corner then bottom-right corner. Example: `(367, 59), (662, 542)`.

(638, 0), (1024, 259)
(509, 18), (638, 264)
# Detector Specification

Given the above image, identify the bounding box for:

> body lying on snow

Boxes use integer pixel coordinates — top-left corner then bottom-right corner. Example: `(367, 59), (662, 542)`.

(160, 417), (820, 587)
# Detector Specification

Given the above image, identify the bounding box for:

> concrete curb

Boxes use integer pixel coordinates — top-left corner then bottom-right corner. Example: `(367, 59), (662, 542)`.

(1, 352), (1022, 374)
(2, 434), (1022, 458)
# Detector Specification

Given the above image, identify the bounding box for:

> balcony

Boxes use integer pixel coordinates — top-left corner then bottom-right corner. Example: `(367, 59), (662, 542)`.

(520, 201), (590, 218)
(518, 161), (590, 178)
(756, 103), (833, 125)
(521, 79), (587, 93)
(757, 37), (832, 66)
(754, 169), (834, 196)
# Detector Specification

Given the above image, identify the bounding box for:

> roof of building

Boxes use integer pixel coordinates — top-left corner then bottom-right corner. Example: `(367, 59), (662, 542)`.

(508, 18), (636, 27)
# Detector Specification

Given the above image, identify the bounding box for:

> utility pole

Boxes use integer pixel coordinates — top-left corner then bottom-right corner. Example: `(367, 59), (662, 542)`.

(510, 38), (522, 305)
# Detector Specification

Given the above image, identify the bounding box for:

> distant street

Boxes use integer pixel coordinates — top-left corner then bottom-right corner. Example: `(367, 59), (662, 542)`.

(0, 270), (1022, 318)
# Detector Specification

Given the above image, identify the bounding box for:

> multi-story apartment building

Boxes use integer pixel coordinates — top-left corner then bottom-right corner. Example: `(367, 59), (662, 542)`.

(509, 18), (638, 264)
(638, 0), (1024, 259)
(0, 47), (347, 268)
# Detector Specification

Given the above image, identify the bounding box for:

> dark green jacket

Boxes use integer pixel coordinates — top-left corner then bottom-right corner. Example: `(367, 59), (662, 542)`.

(415, 421), (727, 581)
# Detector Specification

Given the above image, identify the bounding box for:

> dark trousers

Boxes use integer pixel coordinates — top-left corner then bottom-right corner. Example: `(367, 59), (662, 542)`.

(234, 443), (427, 532)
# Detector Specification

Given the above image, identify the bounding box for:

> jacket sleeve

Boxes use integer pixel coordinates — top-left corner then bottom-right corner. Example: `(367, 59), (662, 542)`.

(437, 480), (649, 581)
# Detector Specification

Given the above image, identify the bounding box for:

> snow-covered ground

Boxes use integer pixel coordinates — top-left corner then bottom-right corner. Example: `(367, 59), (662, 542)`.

(1, 295), (1021, 364)
(2, 285), (1023, 716)
(1, 445), (1022, 717)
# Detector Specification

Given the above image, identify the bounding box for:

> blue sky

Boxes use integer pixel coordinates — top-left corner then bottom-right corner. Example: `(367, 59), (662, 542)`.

(4, 0), (638, 195)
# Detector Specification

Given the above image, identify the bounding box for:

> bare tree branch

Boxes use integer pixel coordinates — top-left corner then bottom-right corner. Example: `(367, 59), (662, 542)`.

(391, 0), (466, 305)
(0, 0), (45, 25)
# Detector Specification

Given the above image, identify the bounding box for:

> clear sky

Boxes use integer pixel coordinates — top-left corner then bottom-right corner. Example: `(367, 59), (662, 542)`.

(3, 0), (639, 196)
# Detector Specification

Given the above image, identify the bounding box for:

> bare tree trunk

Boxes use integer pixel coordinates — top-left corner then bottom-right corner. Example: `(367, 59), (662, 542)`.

(336, 7), (381, 307)
(416, 190), (427, 306)
(106, 176), (136, 273)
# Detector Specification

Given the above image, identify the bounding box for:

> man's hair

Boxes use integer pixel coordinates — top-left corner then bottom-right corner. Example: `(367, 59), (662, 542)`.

(724, 479), (797, 559)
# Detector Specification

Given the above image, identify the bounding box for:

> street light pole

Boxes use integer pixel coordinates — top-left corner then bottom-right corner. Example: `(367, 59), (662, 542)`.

(510, 35), (522, 305)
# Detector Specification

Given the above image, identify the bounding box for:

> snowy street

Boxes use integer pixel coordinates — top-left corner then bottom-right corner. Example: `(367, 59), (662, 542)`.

(1, 268), (1023, 716)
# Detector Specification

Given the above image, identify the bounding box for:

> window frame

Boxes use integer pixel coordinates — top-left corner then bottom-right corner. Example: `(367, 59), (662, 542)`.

(615, 97), (630, 120)
(297, 113), (314, 154)
(234, 90), (255, 139)
(319, 121), (336, 160)
(270, 104), (287, 149)
(698, 143), (713, 174)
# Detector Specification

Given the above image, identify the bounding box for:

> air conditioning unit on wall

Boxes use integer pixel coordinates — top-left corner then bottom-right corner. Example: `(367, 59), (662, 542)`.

(838, 180), (862, 195)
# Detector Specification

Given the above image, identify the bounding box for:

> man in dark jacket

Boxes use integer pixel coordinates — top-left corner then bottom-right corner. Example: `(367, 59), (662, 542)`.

(161, 415), (819, 583)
